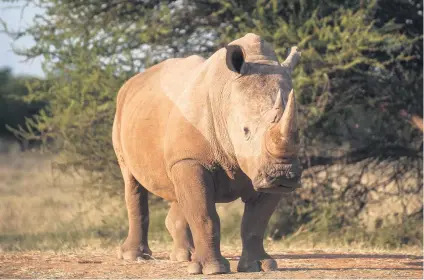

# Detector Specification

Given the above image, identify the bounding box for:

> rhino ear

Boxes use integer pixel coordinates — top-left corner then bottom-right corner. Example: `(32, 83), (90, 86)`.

(225, 45), (245, 73)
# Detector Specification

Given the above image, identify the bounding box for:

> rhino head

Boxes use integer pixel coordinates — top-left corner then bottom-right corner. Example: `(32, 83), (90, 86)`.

(223, 35), (302, 193)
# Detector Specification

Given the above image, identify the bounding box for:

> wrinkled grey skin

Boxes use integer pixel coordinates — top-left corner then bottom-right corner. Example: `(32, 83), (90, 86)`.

(112, 33), (302, 275)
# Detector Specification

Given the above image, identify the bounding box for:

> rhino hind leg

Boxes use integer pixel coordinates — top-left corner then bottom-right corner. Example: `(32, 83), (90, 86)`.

(117, 165), (152, 261)
(171, 160), (230, 275)
(237, 193), (281, 272)
(165, 202), (194, 262)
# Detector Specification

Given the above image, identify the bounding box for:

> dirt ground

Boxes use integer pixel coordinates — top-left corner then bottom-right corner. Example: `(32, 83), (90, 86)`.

(0, 248), (422, 279)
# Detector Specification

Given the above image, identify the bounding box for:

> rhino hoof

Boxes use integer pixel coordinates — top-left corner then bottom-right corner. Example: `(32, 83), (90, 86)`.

(187, 262), (202, 274)
(117, 245), (152, 261)
(188, 257), (230, 275)
(237, 258), (277, 272)
(170, 249), (191, 262)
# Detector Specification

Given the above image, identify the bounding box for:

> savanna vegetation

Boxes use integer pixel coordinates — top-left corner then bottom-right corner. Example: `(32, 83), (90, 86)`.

(0, 0), (422, 251)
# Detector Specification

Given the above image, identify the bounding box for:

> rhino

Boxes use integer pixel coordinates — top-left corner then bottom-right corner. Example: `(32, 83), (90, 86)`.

(112, 33), (302, 275)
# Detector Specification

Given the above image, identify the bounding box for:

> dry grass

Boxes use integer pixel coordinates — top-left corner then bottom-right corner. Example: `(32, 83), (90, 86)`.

(0, 150), (245, 252)
(0, 150), (126, 250)
(0, 148), (422, 255)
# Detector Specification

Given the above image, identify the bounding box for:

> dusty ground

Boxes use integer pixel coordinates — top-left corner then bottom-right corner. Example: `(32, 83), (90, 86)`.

(0, 248), (422, 279)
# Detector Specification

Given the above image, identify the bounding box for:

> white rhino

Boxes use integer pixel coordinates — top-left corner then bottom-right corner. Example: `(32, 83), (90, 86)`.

(112, 33), (302, 274)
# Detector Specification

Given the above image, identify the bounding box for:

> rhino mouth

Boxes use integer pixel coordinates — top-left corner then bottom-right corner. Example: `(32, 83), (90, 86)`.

(252, 163), (301, 193)
(255, 177), (301, 193)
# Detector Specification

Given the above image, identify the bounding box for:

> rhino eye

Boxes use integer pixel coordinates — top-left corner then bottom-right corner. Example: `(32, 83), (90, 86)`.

(243, 127), (251, 139)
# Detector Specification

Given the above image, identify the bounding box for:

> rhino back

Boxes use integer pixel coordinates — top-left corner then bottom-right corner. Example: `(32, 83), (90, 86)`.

(113, 55), (205, 200)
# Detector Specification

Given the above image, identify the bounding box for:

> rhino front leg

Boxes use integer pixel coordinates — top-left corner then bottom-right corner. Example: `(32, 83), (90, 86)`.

(237, 193), (282, 272)
(171, 160), (230, 275)
(117, 166), (152, 260)
(165, 202), (194, 261)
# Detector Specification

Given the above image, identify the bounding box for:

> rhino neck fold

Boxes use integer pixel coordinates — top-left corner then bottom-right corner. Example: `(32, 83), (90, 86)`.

(204, 49), (239, 174)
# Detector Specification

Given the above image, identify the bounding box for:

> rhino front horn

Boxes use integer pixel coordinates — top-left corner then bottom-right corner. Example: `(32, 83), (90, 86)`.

(266, 89), (299, 158)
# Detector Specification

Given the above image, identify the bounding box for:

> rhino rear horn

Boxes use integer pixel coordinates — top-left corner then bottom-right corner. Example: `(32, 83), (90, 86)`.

(281, 46), (301, 72)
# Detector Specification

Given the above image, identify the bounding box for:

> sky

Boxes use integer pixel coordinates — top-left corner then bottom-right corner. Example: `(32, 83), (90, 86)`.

(0, 2), (44, 77)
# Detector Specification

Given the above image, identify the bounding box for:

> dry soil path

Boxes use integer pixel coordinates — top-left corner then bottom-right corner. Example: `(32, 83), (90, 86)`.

(0, 249), (422, 279)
